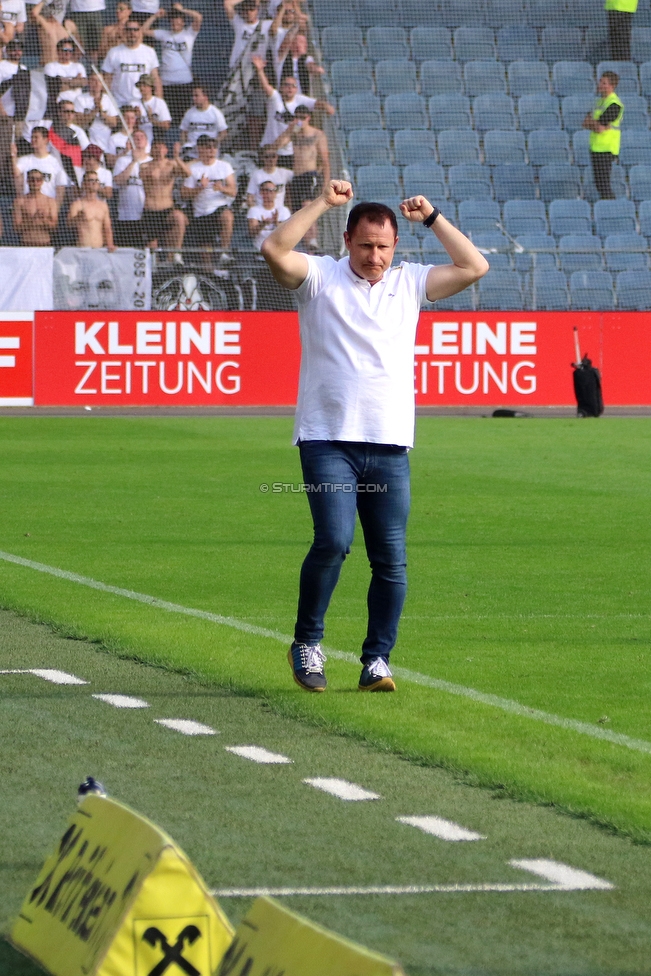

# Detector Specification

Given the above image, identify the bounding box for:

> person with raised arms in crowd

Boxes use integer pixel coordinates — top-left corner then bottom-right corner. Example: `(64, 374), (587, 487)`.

(31, 0), (78, 64)
(276, 30), (322, 93)
(13, 168), (59, 244)
(143, 1), (201, 125)
(67, 168), (115, 248)
(271, 102), (329, 250)
(140, 139), (191, 259)
(101, 19), (161, 106)
(112, 126), (151, 246)
(259, 181), (488, 694)
(98, 0), (131, 60)
(181, 133), (236, 269)
(223, 0), (272, 71)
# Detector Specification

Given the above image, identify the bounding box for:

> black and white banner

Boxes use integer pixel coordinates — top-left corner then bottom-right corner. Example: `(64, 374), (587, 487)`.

(53, 248), (152, 311)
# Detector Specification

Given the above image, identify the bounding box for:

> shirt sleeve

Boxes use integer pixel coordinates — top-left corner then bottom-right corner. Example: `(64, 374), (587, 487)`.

(404, 261), (433, 306)
(597, 102), (621, 126)
(294, 254), (331, 304)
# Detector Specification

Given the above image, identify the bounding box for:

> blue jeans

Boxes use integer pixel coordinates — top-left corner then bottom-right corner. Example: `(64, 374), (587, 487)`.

(295, 440), (410, 663)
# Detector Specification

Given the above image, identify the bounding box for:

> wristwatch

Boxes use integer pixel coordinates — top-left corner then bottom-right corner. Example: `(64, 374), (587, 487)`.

(423, 207), (441, 228)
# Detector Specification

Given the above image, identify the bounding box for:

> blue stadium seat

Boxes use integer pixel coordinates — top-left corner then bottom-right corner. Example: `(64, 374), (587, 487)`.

(429, 94), (472, 130)
(448, 163), (493, 200)
(410, 28), (453, 62)
(497, 26), (541, 62)
(527, 129), (571, 166)
(483, 129), (526, 165)
(441, 0), (487, 28)
(478, 270), (524, 308)
(552, 61), (595, 97)
(619, 129), (651, 167)
(434, 289), (476, 309)
(339, 94), (383, 131)
(393, 243), (422, 265)
(637, 0), (651, 26)
(312, 0), (357, 27)
(410, 199), (459, 238)
(572, 129), (591, 166)
(493, 163), (536, 201)
(464, 60), (507, 97)
(616, 269), (651, 308)
(513, 234), (557, 272)
(539, 163), (581, 202)
(384, 93), (428, 130)
(367, 27), (409, 61)
(438, 129), (481, 166)
(570, 271), (614, 309)
(596, 61), (639, 93)
(549, 199), (592, 236)
(402, 162), (447, 199)
(486, 0), (527, 29)
(357, 0), (399, 27)
(375, 60), (417, 96)
(604, 233), (648, 270)
(629, 164), (651, 201)
(581, 163), (627, 201)
(421, 245), (453, 267)
(356, 164), (401, 198)
(561, 94), (595, 131)
(503, 199), (548, 234)
(473, 93), (516, 130)
(330, 60), (373, 97)
(459, 199), (502, 233)
(527, 0), (568, 28)
(632, 28), (651, 63)
(619, 94), (650, 128)
(584, 26), (610, 64)
(454, 27), (496, 62)
(420, 61), (464, 97)
(559, 235), (603, 273)
(566, 0), (606, 27)
(639, 60), (651, 96)
(321, 26), (364, 61)
(401, 0), (440, 27)
(529, 270), (570, 310)
(507, 61), (550, 97)
(347, 128), (391, 166)
(639, 199), (651, 235)
(542, 27), (584, 62)
(593, 198), (637, 236)
(471, 231), (512, 269)
(518, 93), (561, 130)
(393, 129), (437, 165)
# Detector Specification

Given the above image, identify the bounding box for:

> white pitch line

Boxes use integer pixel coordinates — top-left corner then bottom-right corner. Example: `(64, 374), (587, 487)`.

(154, 718), (217, 736)
(397, 815), (486, 841)
(210, 881), (605, 897)
(92, 693), (149, 709)
(510, 858), (614, 890)
(304, 778), (380, 801)
(225, 745), (292, 764)
(0, 668), (88, 685)
(2, 549), (650, 756)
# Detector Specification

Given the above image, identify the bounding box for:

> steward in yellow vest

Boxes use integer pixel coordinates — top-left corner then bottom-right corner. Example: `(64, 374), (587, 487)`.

(605, 0), (638, 59)
(582, 72), (624, 199)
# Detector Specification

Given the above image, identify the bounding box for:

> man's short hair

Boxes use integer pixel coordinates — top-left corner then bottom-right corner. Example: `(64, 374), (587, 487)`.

(27, 169), (45, 179)
(601, 70), (619, 87)
(196, 134), (216, 147)
(32, 126), (50, 140)
(6, 39), (23, 49)
(57, 38), (74, 50)
(240, 0), (259, 10)
(260, 180), (276, 190)
(346, 202), (398, 238)
(294, 105), (311, 118)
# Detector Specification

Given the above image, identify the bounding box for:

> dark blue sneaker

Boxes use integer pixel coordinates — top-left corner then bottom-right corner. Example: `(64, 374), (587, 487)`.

(288, 642), (327, 692)
(358, 657), (396, 692)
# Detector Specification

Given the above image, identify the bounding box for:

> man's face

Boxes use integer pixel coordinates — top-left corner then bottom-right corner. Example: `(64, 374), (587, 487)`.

(260, 184), (277, 206)
(58, 43), (74, 62)
(7, 44), (23, 61)
(169, 12), (184, 30)
(192, 87), (208, 109)
(138, 82), (153, 100)
(197, 142), (216, 164)
(291, 34), (308, 57)
(280, 78), (297, 101)
(260, 151), (277, 169)
(27, 172), (45, 193)
(242, 2), (259, 22)
(344, 218), (398, 282)
(124, 110), (138, 130)
(83, 174), (100, 195)
(31, 130), (48, 152)
(598, 75), (614, 96)
(59, 102), (76, 123)
(117, 2), (130, 18)
(83, 155), (100, 171)
(125, 22), (141, 46)
(152, 142), (167, 160)
(132, 130), (148, 151)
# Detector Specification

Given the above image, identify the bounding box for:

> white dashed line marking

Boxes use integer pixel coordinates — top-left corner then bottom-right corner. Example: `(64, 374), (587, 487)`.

(154, 718), (218, 736)
(510, 859), (614, 890)
(211, 880), (605, 897)
(397, 815), (486, 841)
(92, 693), (150, 709)
(0, 668), (88, 685)
(225, 746), (292, 764)
(303, 778), (380, 801)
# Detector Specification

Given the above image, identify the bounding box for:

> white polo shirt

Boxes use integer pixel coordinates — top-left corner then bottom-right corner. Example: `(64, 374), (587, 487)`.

(293, 255), (431, 448)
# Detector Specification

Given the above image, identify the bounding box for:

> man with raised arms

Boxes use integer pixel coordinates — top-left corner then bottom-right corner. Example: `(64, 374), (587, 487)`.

(260, 180), (488, 693)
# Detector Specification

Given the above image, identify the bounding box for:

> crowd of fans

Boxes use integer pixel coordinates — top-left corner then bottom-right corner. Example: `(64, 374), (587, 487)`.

(0, 0), (335, 263)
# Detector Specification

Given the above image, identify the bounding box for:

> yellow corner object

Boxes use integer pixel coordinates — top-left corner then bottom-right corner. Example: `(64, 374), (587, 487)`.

(216, 897), (407, 976)
(10, 795), (233, 976)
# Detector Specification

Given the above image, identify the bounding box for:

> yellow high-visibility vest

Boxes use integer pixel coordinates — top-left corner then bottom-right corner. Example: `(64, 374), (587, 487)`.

(590, 91), (624, 154)
(604, 0), (638, 12)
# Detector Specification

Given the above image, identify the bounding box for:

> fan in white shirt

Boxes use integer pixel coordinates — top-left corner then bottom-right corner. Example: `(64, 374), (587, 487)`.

(246, 146), (293, 208)
(224, 0), (272, 70)
(142, 2), (202, 124)
(252, 56), (334, 160)
(133, 73), (171, 144)
(179, 83), (227, 155)
(101, 21), (161, 105)
(247, 180), (291, 250)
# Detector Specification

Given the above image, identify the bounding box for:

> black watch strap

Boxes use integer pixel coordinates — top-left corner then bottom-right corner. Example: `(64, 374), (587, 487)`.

(423, 207), (440, 228)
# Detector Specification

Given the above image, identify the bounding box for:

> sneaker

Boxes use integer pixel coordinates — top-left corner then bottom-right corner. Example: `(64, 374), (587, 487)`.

(288, 642), (327, 692)
(358, 657), (396, 692)
(172, 251), (184, 265)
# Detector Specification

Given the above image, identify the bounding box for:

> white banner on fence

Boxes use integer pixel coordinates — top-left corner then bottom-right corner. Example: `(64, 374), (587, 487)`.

(0, 248), (54, 311)
(53, 248), (152, 311)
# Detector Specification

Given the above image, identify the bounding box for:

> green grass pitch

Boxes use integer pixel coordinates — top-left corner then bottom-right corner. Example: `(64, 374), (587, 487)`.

(0, 415), (650, 846)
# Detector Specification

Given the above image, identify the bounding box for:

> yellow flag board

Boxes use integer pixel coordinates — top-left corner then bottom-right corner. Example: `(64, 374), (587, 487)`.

(215, 896), (407, 976)
(10, 795), (233, 976)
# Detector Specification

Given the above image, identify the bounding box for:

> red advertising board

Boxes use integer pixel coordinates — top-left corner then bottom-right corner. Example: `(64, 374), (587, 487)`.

(0, 313), (34, 406)
(26, 310), (651, 407)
